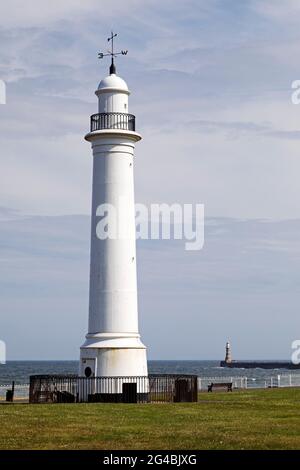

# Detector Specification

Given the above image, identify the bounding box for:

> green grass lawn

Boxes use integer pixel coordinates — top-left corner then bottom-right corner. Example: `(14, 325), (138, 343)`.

(1, 388), (300, 449)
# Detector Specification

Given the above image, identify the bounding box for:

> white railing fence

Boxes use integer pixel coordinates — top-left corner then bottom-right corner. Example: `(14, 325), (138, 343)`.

(1, 374), (300, 401)
(0, 384), (29, 400)
(198, 376), (248, 390)
(198, 374), (300, 391)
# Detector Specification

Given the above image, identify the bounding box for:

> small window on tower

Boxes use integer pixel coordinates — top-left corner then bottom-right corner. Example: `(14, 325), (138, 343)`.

(124, 103), (127, 109)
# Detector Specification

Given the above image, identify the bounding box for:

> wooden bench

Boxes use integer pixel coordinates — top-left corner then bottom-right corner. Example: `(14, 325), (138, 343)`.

(207, 382), (233, 392)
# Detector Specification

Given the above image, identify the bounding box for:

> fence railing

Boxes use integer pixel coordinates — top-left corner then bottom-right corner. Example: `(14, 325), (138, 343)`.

(90, 112), (135, 132)
(0, 384), (29, 400)
(198, 374), (300, 391)
(198, 376), (248, 391)
(29, 374), (198, 404)
(4, 373), (300, 402)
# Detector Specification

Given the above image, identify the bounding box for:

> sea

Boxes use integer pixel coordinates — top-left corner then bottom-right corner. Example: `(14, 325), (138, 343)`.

(1, 360), (299, 386)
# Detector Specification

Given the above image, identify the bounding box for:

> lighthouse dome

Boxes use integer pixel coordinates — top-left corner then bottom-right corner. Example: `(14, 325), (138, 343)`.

(97, 74), (129, 94)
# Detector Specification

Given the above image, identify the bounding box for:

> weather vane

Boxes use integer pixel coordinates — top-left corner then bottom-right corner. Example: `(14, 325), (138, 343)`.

(98, 32), (128, 75)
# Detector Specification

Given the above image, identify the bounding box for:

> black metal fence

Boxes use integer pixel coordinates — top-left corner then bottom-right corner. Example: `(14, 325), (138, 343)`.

(29, 374), (198, 404)
(90, 112), (135, 132)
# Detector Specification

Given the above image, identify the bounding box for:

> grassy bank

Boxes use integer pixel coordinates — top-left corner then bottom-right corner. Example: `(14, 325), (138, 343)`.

(1, 388), (300, 449)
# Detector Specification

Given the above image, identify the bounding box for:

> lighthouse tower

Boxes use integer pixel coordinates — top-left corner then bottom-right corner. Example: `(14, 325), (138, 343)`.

(80, 37), (148, 380)
(225, 342), (232, 364)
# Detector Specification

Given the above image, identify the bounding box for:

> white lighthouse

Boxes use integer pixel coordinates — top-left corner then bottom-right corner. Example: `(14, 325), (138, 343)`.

(80, 36), (148, 381)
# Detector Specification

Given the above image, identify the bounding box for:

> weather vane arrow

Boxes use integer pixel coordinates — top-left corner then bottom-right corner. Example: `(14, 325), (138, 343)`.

(98, 31), (128, 74)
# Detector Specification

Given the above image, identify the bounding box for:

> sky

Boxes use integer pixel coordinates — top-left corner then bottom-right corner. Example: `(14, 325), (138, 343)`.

(0, 0), (300, 360)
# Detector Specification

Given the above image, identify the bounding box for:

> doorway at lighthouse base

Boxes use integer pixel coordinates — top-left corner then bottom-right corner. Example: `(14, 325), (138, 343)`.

(29, 374), (198, 404)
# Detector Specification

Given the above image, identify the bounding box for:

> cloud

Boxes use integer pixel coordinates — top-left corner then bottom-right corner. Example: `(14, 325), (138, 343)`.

(179, 119), (300, 141)
(1, 1), (300, 220)
(1, 212), (299, 359)
(0, 0), (149, 28)
(0, 206), (22, 221)
(0, 133), (91, 215)
(251, 0), (300, 23)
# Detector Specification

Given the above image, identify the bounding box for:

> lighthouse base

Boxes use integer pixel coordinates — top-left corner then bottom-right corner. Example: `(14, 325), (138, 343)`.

(79, 333), (148, 378)
(79, 347), (148, 378)
(79, 336), (148, 401)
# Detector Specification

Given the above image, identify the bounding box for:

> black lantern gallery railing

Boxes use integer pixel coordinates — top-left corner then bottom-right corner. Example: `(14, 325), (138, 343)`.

(90, 112), (136, 132)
